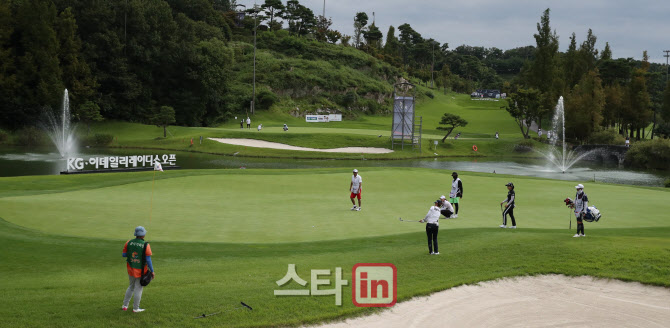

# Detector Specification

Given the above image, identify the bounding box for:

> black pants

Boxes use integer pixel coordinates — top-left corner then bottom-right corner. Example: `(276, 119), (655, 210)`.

(426, 224), (439, 254)
(576, 214), (585, 234)
(503, 206), (516, 226)
(440, 209), (453, 218)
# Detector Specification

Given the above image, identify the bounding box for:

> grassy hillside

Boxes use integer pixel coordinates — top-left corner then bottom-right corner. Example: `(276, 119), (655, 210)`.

(227, 31), (400, 117)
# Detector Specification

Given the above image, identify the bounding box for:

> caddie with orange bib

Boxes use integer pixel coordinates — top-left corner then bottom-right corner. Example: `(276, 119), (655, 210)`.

(121, 226), (155, 313)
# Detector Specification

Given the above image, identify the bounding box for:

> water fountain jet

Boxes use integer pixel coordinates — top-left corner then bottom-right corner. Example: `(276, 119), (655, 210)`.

(40, 89), (77, 158)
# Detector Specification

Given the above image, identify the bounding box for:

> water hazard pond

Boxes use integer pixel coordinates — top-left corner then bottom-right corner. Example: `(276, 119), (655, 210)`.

(0, 146), (667, 186)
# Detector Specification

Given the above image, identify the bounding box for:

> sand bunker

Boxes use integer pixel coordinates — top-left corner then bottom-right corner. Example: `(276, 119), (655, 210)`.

(311, 275), (670, 328)
(209, 138), (394, 154)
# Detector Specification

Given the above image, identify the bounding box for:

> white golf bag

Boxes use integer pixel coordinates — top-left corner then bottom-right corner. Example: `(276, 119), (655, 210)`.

(584, 206), (601, 222)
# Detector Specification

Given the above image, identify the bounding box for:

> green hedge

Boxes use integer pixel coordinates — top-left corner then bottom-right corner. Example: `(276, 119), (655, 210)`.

(14, 127), (48, 146)
(83, 133), (114, 147)
(624, 138), (670, 170)
(589, 128), (625, 145)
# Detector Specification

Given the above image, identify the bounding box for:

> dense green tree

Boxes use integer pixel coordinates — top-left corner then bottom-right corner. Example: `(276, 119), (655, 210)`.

(525, 8), (561, 128)
(662, 81), (670, 122)
(0, 2), (16, 128)
(578, 29), (598, 74)
(55, 7), (97, 109)
(353, 12), (368, 49)
(314, 15), (332, 42)
(194, 38), (234, 125)
(363, 22), (383, 50)
(11, 0), (64, 127)
(627, 67), (652, 140)
(563, 33), (581, 88)
(325, 29), (341, 44)
(152, 106), (176, 138)
(261, 0), (284, 30)
(285, 3), (315, 36)
(602, 84), (624, 128)
(383, 26), (400, 59)
(600, 42), (612, 61)
(437, 113), (468, 142)
(564, 70), (605, 142)
(340, 34), (351, 46)
(507, 88), (542, 139)
(77, 101), (103, 135)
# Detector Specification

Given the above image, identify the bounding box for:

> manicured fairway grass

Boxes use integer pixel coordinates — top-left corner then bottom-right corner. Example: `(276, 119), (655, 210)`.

(0, 169), (669, 327)
(3, 168), (669, 242)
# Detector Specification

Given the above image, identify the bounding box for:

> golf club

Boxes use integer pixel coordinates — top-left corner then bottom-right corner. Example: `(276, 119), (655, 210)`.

(399, 217), (421, 223)
(194, 301), (253, 319)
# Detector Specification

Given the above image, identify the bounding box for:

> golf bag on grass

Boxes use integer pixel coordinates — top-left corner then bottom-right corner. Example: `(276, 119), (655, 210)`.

(583, 206), (601, 222)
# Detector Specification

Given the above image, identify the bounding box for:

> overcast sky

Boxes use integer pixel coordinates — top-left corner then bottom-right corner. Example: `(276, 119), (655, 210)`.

(243, 0), (670, 63)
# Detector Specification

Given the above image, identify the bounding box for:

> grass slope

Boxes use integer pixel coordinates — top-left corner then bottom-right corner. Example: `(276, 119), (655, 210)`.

(0, 169), (669, 327)
(83, 90), (536, 160)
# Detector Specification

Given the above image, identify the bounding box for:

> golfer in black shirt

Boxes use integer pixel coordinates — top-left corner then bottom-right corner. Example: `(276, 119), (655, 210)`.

(500, 182), (516, 228)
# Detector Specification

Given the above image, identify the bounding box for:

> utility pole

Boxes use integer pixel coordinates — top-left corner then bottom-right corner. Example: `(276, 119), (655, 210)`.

(654, 50), (670, 139)
(664, 50), (670, 82)
(322, 0), (325, 18)
(431, 41), (435, 89)
(252, 2), (259, 116)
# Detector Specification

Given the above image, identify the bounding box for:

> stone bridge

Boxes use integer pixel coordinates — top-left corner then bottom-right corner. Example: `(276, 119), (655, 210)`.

(573, 145), (628, 165)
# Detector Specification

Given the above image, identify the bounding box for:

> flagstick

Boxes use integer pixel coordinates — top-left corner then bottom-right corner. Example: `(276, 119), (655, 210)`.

(149, 169), (156, 224)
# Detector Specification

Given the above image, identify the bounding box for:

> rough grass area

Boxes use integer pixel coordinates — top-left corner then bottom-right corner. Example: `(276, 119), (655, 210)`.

(0, 168), (669, 327)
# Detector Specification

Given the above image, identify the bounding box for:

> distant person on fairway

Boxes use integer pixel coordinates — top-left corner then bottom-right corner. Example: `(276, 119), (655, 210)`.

(257, 124), (262, 131)
(240, 120), (243, 129)
(246, 117), (251, 129)
(573, 184), (588, 237)
(500, 182), (516, 228)
(122, 226), (154, 313)
(449, 172), (463, 218)
(420, 199), (442, 255)
(495, 131), (499, 139)
(350, 169), (362, 211)
(439, 195), (454, 219)
(283, 123), (288, 131)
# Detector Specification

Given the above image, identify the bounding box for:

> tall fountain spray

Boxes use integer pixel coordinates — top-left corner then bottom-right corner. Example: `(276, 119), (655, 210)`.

(539, 96), (593, 173)
(41, 89), (77, 158)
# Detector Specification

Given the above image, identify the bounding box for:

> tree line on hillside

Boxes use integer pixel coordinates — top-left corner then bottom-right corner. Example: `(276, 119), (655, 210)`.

(0, 0), (533, 131)
(506, 9), (670, 143)
(1, 1), (668, 144)
(0, 0), (236, 129)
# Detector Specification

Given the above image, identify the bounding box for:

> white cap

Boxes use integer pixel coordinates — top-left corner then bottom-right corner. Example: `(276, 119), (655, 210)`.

(353, 169), (358, 173)
(575, 184), (584, 189)
(440, 195), (446, 199)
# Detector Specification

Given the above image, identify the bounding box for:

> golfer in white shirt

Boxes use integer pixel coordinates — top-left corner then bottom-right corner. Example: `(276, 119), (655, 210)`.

(349, 169), (362, 211)
(439, 195), (454, 219)
(420, 199), (442, 255)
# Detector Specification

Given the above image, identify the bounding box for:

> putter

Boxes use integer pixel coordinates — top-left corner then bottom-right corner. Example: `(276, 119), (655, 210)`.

(194, 302), (253, 319)
(399, 217), (421, 223)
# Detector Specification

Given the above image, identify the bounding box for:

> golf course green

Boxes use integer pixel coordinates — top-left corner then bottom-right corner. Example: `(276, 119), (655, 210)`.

(1, 168), (669, 327)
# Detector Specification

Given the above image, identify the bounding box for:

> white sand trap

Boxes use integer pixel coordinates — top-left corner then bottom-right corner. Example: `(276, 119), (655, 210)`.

(209, 138), (394, 154)
(311, 275), (670, 328)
